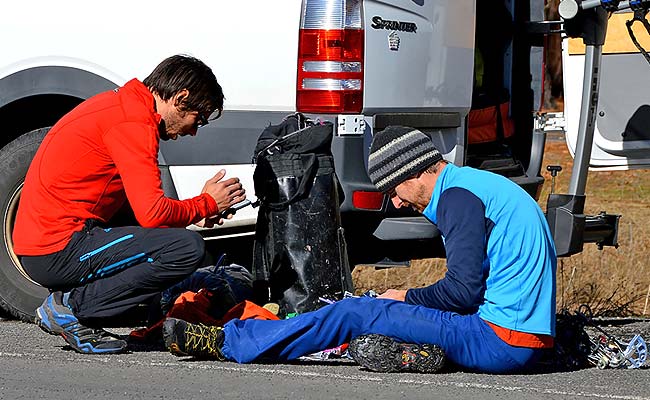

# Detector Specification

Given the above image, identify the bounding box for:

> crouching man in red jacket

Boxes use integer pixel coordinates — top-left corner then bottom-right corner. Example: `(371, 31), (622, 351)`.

(13, 55), (245, 354)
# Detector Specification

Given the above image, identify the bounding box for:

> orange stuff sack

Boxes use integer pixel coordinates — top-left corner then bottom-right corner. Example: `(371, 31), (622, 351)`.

(468, 101), (515, 144)
(129, 295), (278, 342)
(220, 300), (280, 324)
(130, 289), (219, 342)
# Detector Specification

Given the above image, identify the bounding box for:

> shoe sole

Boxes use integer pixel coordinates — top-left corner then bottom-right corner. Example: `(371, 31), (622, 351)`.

(349, 334), (445, 373)
(35, 306), (62, 336)
(168, 343), (189, 357)
(36, 302), (127, 355)
(60, 330), (128, 355)
(401, 342), (446, 373)
(162, 319), (188, 357)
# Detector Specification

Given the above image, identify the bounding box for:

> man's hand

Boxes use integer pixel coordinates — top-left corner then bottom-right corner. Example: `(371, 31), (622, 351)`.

(202, 169), (246, 212)
(377, 289), (407, 301)
(194, 212), (235, 229)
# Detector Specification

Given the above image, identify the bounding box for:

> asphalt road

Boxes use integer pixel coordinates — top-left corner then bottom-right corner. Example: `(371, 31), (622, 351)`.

(1, 319), (650, 400)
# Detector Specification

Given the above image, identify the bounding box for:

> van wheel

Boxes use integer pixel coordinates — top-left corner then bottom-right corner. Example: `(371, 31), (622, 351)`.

(0, 128), (50, 322)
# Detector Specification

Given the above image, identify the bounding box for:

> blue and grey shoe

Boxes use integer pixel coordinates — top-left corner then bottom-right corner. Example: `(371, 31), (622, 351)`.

(35, 292), (128, 354)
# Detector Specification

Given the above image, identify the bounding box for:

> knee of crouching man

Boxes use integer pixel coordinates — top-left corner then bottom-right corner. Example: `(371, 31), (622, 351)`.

(177, 230), (206, 268)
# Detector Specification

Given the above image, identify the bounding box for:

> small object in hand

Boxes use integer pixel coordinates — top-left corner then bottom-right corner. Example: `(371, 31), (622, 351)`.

(221, 199), (252, 217)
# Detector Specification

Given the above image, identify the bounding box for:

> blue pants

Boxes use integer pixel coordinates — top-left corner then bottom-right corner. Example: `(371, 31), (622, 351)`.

(222, 297), (543, 373)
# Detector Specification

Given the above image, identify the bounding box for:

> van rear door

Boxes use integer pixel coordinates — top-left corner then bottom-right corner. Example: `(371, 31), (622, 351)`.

(362, 1), (475, 113)
(563, 11), (650, 170)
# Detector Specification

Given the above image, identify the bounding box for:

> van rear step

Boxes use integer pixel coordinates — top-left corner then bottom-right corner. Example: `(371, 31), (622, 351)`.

(468, 156), (525, 178)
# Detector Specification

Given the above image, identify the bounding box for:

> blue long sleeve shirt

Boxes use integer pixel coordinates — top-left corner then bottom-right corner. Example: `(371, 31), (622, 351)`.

(405, 164), (557, 336)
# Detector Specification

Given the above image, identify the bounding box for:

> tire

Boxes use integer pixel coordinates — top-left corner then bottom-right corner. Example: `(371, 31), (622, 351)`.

(0, 128), (50, 322)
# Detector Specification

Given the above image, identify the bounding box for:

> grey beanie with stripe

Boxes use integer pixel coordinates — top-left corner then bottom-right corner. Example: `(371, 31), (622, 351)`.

(367, 126), (443, 192)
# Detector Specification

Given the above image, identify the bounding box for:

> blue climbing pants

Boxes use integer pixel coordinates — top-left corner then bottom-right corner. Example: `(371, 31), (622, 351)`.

(222, 297), (545, 373)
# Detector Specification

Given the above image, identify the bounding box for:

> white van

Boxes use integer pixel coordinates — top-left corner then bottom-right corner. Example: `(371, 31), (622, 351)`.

(1, 0), (635, 322)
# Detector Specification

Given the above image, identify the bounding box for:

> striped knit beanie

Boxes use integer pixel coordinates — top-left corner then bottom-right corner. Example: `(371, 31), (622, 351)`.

(367, 126), (442, 192)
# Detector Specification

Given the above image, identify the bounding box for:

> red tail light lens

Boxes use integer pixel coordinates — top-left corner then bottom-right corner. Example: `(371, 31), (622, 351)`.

(299, 29), (363, 60)
(297, 28), (364, 113)
(352, 191), (384, 210)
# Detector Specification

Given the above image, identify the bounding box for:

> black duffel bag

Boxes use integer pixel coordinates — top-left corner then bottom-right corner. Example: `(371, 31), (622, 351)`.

(252, 113), (354, 315)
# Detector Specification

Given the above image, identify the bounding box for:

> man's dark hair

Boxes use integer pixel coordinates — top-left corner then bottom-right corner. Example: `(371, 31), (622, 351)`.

(143, 54), (224, 115)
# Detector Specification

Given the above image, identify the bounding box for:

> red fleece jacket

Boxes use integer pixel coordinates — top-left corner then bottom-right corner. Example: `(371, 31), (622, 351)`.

(13, 79), (218, 256)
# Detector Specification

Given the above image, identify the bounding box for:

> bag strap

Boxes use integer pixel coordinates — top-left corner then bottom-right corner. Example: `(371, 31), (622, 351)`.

(264, 153), (317, 211)
(626, 7), (650, 67)
(253, 124), (313, 164)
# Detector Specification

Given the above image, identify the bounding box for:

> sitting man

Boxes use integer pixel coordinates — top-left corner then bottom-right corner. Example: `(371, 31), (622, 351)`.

(163, 126), (557, 373)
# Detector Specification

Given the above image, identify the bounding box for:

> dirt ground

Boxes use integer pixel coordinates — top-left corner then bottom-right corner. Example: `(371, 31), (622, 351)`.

(352, 139), (650, 317)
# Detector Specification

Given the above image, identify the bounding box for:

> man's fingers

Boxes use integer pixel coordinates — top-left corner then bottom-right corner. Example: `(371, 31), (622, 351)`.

(376, 289), (406, 301)
(221, 177), (242, 188)
(210, 178), (241, 196)
(220, 188), (246, 209)
(207, 169), (227, 183)
(203, 215), (226, 227)
(228, 188), (246, 201)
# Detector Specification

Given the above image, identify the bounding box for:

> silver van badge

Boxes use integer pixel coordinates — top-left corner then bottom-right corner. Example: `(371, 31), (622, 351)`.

(388, 31), (400, 51)
(371, 16), (418, 33)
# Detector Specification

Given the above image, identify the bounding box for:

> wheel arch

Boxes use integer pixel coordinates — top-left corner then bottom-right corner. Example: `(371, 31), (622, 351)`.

(0, 66), (117, 147)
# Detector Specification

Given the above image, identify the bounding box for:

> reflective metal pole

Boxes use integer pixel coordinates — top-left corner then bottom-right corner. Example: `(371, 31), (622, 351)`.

(568, 44), (603, 196)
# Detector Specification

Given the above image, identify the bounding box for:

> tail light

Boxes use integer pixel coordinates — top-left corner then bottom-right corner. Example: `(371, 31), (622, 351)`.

(297, 0), (364, 114)
(352, 191), (384, 210)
